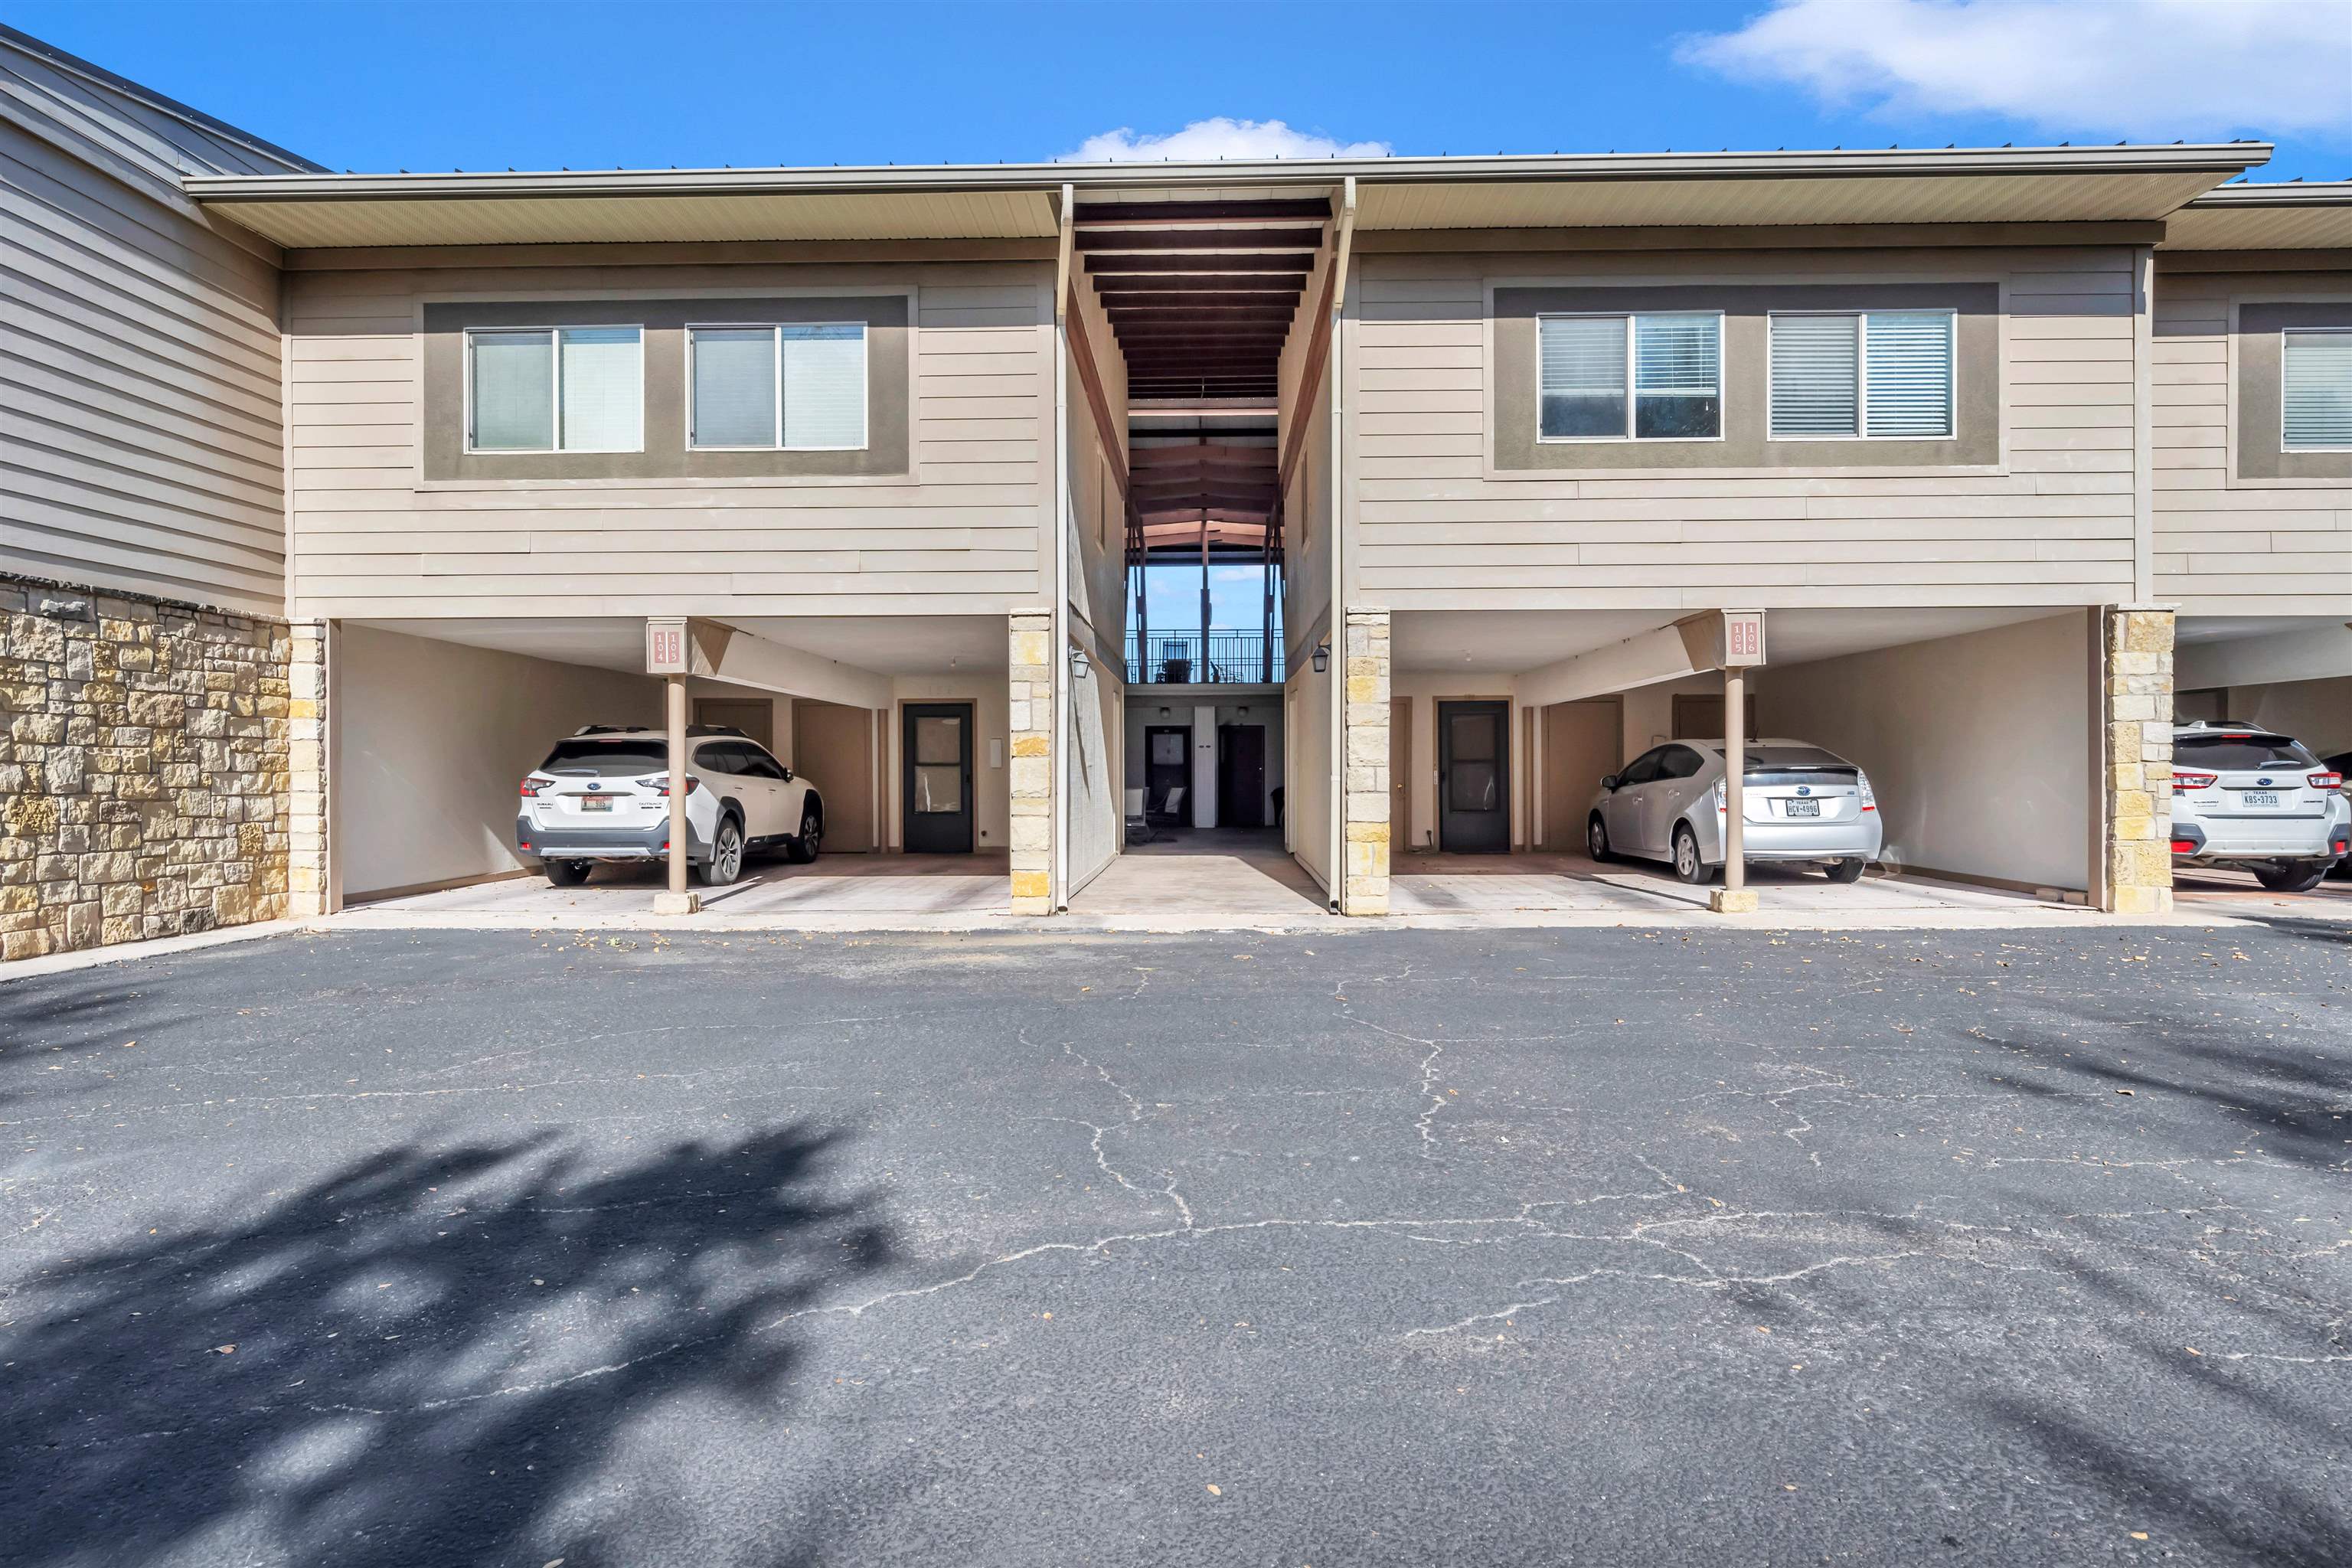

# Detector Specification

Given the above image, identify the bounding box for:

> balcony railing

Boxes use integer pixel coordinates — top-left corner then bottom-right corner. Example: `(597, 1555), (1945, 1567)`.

(1125, 631), (1284, 685)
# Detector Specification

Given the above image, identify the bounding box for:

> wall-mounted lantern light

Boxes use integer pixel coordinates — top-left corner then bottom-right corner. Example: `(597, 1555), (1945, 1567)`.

(1311, 638), (1331, 675)
(1069, 646), (1091, 680)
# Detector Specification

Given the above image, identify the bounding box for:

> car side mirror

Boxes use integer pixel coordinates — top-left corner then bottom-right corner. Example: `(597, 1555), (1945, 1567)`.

(781, 767), (793, 782)
(1600, 775), (1619, 792)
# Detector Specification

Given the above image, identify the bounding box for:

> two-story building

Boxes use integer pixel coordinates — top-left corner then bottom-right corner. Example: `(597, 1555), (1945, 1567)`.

(7, 23), (2347, 955)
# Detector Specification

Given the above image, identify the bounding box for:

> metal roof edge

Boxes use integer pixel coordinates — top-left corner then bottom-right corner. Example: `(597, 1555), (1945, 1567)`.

(2184, 180), (2352, 209)
(185, 142), (2271, 205)
(0, 22), (326, 174)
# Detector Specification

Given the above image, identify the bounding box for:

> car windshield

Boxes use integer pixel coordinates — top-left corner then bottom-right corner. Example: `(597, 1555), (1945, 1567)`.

(2176, 733), (2318, 770)
(539, 738), (666, 776)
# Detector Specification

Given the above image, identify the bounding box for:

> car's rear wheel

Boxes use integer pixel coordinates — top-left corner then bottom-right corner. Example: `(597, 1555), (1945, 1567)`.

(544, 859), (592, 888)
(2253, 858), (2329, 893)
(1825, 857), (1867, 884)
(1672, 824), (1713, 884)
(699, 817), (744, 887)
(1586, 814), (1613, 863)
(786, 804), (822, 864)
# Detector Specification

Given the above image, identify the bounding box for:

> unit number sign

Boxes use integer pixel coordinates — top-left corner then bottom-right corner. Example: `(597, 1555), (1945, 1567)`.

(645, 618), (688, 675)
(1721, 611), (1765, 667)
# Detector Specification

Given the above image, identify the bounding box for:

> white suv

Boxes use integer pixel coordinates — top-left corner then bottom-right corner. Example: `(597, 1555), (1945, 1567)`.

(2170, 722), (2348, 893)
(517, 726), (822, 887)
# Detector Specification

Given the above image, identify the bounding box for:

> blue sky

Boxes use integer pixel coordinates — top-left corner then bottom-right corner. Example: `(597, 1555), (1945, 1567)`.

(11, 1), (2350, 180)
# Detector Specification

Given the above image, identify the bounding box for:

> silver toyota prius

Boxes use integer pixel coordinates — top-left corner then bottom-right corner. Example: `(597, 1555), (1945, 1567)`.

(1586, 739), (1883, 884)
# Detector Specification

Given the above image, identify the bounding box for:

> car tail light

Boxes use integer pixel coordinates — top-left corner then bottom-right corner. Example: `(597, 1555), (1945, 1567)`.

(646, 774), (700, 798)
(2170, 839), (2197, 854)
(2173, 770), (2217, 794)
(520, 776), (549, 798)
(2308, 771), (2343, 791)
(1857, 772), (1877, 812)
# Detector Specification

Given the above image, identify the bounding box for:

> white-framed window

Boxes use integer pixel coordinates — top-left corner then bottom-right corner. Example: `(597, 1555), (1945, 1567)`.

(465, 326), (642, 452)
(688, 322), (868, 450)
(1538, 311), (1723, 441)
(2282, 326), (2352, 451)
(1767, 309), (1955, 439)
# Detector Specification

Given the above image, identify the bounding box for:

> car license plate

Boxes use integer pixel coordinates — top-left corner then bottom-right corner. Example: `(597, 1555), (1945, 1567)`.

(578, 795), (614, 812)
(2240, 792), (2281, 809)
(1784, 799), (1821, 817)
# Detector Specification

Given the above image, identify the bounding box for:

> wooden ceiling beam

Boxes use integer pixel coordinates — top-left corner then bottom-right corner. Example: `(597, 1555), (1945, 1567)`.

(1075, 198), (1331, 224)
(1086, 253), (1314, 274)
(1090, 274), (1306, 295)
(1075, 227), (1323, 253)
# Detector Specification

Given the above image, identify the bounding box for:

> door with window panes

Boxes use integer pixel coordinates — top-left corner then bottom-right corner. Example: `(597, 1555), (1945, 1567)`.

(902, 703), (975, 854)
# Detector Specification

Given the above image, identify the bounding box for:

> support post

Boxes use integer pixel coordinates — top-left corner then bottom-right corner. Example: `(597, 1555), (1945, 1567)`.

(656, 672), (699, 913)
(1710, 665), (1754, 913)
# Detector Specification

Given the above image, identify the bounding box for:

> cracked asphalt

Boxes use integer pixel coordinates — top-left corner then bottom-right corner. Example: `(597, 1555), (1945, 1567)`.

(2, 921), (2347, 1567)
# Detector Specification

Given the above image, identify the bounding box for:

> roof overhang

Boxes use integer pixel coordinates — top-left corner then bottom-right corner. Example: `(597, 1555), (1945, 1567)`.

(2160, 181), (2352, 250)
(185, 143), (2269, 250)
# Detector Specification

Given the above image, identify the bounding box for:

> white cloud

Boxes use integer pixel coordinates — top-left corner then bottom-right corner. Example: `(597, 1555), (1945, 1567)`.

(1063, 118), (1390, 163)
(1678, 0), (2352, 142)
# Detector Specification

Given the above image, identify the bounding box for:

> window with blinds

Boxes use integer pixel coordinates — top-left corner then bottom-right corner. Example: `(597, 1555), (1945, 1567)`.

(1768, 310), (1954, 439)
(1539, 312), (1721, 440)
(689, 322), (868, 450)
(2282, 328), (2352, 450)
(467, 326), (643, 452)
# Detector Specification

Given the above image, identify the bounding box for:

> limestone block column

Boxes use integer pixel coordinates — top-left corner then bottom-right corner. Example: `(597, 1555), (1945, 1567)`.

(1008, 610), (1054, 914)
(2102, 604), (2175, 916)
(1341, 606), (1391, 916)
(283, 620), (331, 918)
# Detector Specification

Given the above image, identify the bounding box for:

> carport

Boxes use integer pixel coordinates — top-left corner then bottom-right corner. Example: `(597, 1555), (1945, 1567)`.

(325, 614), (1018, 915)
(1387, 605), (2108, 912)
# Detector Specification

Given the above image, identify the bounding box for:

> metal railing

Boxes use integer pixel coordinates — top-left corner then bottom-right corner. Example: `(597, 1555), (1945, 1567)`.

(1124, 631), (1284, 685)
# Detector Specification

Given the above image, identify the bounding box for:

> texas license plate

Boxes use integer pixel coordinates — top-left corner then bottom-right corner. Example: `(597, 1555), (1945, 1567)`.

(2240, 792), (2281, 809)
(1784, 799), (1821, 817)
(578, 795), (614, 812)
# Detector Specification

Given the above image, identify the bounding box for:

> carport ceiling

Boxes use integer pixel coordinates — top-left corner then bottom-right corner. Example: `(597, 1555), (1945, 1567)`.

(353, 616), (1008, 678)
(1393, 606), (2074, 674)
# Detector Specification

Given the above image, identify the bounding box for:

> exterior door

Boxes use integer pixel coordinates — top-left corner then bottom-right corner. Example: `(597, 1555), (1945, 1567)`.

(1390, 697), (1412, 852)
(901, 702), (974, 854)
(1544, 699), (1620, 851)
(694, 697), (773, 751)
(794, 699), (874, 851)
(1217, 724), (1266, 828)
(1145, 726), (1191, 822)
(1437, 701), (1510, 853)
(1672, 692), (1756, 743)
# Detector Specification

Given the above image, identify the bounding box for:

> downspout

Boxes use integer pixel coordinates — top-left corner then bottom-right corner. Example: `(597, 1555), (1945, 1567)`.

(1325, 176), (1357, 913)
(1052, 184), (1075, 911)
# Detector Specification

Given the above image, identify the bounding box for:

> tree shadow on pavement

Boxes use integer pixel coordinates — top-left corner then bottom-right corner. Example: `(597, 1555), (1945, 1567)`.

(0, 1124), (890, 1568)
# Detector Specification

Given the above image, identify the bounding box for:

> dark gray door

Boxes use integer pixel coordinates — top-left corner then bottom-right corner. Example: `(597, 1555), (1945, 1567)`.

(1438, 701), (1510, 853)
(902, 703), (973, 854)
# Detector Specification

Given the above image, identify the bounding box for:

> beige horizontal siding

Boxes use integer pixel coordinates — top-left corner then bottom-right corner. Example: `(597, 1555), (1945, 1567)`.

(1351, 246), (2145, 610)
(284, 258), (1053, 619)
(2150, 266), (2352, 615)
(0, 118), (286, 612)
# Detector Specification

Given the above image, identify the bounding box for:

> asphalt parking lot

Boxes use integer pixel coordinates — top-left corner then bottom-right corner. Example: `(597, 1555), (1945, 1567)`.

(2, 921), (2347, 1566)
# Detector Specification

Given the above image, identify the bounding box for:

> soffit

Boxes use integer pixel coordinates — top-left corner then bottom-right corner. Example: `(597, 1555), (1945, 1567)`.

(2161, 185), (2352, 250)
(1357, 169), (2237, 231)
(201, 188), (1060, 248)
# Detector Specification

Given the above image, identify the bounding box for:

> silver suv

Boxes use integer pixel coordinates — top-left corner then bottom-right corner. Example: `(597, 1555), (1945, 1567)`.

(2170, 722), (2348, 892)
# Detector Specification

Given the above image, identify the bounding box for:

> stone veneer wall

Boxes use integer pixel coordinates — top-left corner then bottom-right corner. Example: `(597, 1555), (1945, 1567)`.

(2102, 604), (2175, 916)
(1341, 607), (1391, 915)
(2, 573), (296, 958)
(1007, 609), (1054, 914)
